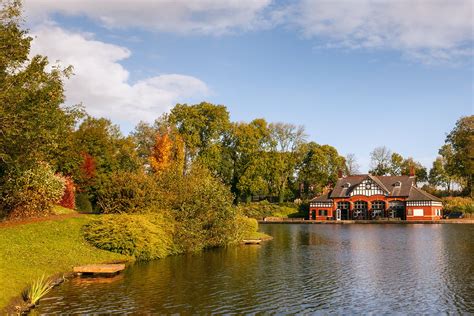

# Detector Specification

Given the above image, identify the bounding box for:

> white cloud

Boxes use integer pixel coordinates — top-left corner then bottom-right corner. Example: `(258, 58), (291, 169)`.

(280, 0), (473, 64)
(30, 25), (209, 123)
(24, 0), (272, 35)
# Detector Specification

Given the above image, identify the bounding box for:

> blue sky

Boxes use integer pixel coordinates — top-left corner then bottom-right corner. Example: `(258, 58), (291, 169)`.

(24, 0), (473, 172)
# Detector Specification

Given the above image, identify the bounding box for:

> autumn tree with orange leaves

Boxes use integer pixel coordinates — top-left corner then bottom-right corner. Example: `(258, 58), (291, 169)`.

(149, 131), (185, 174)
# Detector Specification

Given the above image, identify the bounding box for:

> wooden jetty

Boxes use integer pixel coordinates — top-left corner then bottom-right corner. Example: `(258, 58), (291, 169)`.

(242, 239), (261, 245)
(73, 264), (126, 275)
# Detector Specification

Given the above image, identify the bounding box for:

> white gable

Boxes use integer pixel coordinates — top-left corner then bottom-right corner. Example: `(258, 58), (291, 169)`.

(350, 178), (386, 196)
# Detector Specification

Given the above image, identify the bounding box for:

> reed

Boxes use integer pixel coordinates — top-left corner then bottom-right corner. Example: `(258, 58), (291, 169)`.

(21, 274), (53, 305)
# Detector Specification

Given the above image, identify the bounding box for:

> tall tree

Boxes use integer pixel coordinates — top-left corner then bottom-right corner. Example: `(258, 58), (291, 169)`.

(268, 123), (307, 202)
(445, 116), (473, 195)
(299, 142), (346, 197)
(227, 119), (271, 202)
(345, 153), (360, 175)
(169, 102), (230, 171)
(369, 146), (392, 175)
(0, 0), (80, 176)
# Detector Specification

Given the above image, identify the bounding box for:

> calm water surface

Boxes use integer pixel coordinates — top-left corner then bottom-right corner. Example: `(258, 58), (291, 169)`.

(37, 224), (474, 314)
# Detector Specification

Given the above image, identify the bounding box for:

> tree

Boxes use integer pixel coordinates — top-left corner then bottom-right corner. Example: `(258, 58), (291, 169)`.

(369, 146), (392, 175)
(445, 116), (474, 195)
(389, 152), (404, 176)
(227, 119), (272, 202)
(298, 142), (346, 197)
(169, 102), (230, 171)
(131, 121), (158, 166)
(429, 156), (452, 192)
(0, 0), (81, 176)
(268, 123), (307, 202)
(345, 153), (360, 175)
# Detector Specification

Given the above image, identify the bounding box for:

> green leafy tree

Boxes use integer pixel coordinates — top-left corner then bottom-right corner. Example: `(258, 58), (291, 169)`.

(298, 142), (346, 197)
(226, 119), (272, 202)
(268, 123), (307, 202)
(445, 116), (474, 195)
(0, 0), (81, 176)
(169, 102), (230, 172)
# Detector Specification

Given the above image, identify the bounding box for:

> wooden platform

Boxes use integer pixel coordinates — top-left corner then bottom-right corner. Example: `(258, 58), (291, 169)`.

(73, 264), (126, 275)
(242, 239), (261, 245)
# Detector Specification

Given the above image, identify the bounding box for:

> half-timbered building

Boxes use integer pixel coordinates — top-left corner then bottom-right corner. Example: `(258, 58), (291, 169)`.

(309, 173), (442, 221)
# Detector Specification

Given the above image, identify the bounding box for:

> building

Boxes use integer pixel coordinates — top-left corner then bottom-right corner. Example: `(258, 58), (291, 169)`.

(309, 173), (442, 221)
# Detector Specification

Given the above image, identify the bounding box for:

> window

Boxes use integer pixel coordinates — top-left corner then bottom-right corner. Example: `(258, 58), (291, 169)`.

(318, 210), (328, 216)
(337, 202), (350, 210)
(436, 209), (441, 216)
(372, 200), (385, 210)
(413, 209), (424, 216)
(407, 209), (413, 216)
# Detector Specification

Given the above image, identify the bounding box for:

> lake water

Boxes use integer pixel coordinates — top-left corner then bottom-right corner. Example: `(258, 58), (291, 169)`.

(36, 224), (474, 314)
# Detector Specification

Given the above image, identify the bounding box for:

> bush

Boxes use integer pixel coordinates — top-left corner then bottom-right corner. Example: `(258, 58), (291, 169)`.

(237, 201), (301, 219)
(96, 171), (160, 214)
(75, 193), (93, 213)
(0, 163), (65, 218)
(156, 165), (238, 252)
(235, 215), (258, 238)
(59, 177), (75, 209)
(442, 197), (474, 214)
(83, 213), (175, 260)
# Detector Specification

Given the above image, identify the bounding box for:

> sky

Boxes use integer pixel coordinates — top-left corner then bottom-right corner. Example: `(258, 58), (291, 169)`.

(23, 0), (473, 172)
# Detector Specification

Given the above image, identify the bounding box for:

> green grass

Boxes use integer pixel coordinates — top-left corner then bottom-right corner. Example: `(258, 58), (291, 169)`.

(0, 216), (129, 309)
(51, 205), (77, 215)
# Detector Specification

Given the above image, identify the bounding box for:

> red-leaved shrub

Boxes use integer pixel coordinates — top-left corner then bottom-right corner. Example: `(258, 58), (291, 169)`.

(59, 177), (76, 209)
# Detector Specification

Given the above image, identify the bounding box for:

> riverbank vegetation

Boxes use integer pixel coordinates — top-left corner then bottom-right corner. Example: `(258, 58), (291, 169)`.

(0, 216), (129, 308)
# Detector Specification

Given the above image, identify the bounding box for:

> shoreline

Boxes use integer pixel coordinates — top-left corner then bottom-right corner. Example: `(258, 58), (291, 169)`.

(259, 219), (474, 224)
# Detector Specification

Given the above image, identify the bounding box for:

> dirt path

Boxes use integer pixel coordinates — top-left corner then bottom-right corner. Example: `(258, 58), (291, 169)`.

(0, 213), (84, 228)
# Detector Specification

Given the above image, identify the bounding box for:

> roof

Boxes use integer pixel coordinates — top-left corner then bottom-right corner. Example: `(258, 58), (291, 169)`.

(309, 192), (332, 203)
(407, 186), (442, 202)
(330, 174), (415, 198)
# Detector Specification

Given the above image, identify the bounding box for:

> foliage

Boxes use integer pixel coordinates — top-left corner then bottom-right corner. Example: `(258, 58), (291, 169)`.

(298, 142), (346, 198)
(59, 176), (75, 209)
(169, 102), (231, 171)
(445, 116), (473, 196)
(96, 171), (160, 214)
(83, 213), (175, 260)
(234, 215), (258, 239)
(237, 201), (300, 219)
(0, 216), (128, 309)
(0, 0), (81, 176)
(21, 274), (53, 305)
(149, 130), (185, 174)
(0, 163), (65, 218)
(442, 197), (474, 214)
(345, 153), (360, 175)
(75, 193), (93, 213)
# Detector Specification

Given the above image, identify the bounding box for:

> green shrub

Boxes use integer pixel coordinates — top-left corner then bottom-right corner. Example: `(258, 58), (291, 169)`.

(157, 165), (237, 252)
(75, 193), (93, 213)
(96, 171), (160, 214)
(83, 213), (175, 260)
(237, 201), (300, 218)
(0, 163), (65, 218)
(236, 215), (258, 237)
(442, 197), (474, 214)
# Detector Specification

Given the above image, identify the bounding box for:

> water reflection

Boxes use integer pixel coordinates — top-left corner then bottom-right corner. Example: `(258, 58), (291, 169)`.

(37, 224), (474, 314)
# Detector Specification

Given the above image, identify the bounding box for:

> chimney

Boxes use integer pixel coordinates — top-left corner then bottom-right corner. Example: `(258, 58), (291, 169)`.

(409, 166), (415, 177)
(338, 169), (343, 179)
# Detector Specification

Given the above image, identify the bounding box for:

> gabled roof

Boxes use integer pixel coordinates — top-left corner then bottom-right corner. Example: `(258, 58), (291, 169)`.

(407, 186), (442, 202)
(329, 174), (415, 198)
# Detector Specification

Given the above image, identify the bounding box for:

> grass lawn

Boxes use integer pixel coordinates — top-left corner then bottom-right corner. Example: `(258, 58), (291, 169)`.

(0, 215), (130, 309)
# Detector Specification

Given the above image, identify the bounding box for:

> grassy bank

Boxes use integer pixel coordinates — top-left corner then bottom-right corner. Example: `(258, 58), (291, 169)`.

(0, 215), (130, 309)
